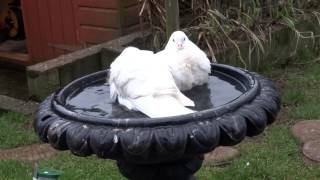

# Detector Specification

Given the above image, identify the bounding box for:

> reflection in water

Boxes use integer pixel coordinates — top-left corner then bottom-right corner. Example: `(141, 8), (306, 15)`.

(183, 84), (212, 111)
(65, 74), (246, 118)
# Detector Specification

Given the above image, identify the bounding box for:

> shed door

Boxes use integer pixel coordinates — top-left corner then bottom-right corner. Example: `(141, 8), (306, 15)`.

(21, 0), (80, 63)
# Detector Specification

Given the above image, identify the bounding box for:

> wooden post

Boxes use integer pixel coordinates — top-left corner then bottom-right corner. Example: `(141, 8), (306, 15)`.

(261, 0), (272, 19)
(165, 0), (180, 39)
(213, 0), (223, 11)
(117, 0), (125, 36)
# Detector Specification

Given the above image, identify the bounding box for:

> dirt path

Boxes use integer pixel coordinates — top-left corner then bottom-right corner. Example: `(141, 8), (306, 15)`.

(0, 144), (59, 161)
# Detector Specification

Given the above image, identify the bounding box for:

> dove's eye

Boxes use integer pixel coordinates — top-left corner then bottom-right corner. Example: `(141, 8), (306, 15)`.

(173, 39), (175, 42)
(183, 37), (186, 41)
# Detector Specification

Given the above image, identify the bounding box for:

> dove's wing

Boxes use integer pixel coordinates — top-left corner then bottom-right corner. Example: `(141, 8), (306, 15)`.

(109, 47), (195, 118)
(188, 40), (211, 74)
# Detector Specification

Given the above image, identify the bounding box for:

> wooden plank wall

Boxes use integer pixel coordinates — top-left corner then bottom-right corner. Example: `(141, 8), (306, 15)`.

(21, 0), (80, 63)
(21, 0), (141, 63)
(77, 0), (141, 44)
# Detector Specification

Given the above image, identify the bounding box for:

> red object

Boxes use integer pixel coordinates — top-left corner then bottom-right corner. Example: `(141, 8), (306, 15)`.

(21, 0), (141, 64)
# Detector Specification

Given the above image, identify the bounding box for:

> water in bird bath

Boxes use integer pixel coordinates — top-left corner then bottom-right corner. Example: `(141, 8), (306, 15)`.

(65, 71), (246, 118)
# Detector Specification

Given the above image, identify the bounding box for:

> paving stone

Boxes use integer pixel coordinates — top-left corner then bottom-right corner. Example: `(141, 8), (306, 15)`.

(203, 146), (240, 166)
(291, 120), (320, 144)
(303, 140), (320, 163)
(303, 156), (320, 165)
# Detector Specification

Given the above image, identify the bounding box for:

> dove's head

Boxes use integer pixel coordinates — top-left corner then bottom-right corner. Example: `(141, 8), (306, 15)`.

(123, 47), (140, 54)
(167, 31), (189, 51)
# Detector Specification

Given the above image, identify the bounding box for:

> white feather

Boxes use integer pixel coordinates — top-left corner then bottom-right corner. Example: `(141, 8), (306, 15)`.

(108, 47), (195, 118)
(156, 31), (211, 91)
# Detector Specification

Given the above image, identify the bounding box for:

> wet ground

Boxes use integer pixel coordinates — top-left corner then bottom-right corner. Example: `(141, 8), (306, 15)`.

(0, 67), (28, 100)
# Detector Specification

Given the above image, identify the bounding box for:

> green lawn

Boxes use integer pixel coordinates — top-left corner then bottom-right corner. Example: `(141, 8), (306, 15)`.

(0, 112), (39, 149)
(283, 64), (320, 120)
(197, 125), (320, 179)
(0, 60), (320, 179)
(0, 153), (124, 180)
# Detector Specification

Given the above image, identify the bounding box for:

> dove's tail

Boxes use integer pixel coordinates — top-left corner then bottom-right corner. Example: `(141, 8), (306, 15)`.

(176, 91), (195, 107)
(130, 95), (195, 118)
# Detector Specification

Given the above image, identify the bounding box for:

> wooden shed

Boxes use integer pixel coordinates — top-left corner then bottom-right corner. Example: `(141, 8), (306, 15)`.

(0, 0), (141, 65)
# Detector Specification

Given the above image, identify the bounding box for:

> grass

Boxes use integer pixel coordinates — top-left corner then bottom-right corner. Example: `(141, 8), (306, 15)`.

(0, 160), (33, 180)
(278, 63), (320, 120)
(0, 152), (124, 180)
(37, 153), (123, 180)
(197, 125), (320, 179)
(1, 57), (320, 179)
(0, 112), (39, 149)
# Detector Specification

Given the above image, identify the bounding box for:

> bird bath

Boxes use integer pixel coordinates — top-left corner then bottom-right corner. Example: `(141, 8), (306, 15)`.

(34, 64), (280, 180)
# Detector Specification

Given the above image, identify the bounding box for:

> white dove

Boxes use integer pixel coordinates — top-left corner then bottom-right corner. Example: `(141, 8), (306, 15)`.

(156, 31), (211, 91)
(109, 47), (195, 118)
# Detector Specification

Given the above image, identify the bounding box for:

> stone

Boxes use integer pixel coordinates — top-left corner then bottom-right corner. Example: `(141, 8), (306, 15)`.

(291, 120), (320, 144)
(303, 140), (320, 163)
(303, 156), (320, 166)
(203, 146), (240, 166)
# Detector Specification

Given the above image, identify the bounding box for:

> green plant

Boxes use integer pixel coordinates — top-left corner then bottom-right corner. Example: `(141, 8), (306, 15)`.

(139, 0), (320, 69)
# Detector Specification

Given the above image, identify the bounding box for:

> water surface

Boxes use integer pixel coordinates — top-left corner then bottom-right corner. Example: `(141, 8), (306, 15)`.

(66, 72), (246, 118)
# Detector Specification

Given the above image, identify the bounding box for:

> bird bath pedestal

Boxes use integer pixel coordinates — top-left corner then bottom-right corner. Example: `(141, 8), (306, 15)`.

(34, 64), (280, 180)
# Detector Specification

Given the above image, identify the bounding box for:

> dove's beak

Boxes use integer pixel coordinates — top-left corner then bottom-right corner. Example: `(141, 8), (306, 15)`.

(177, 43), (184, 50)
